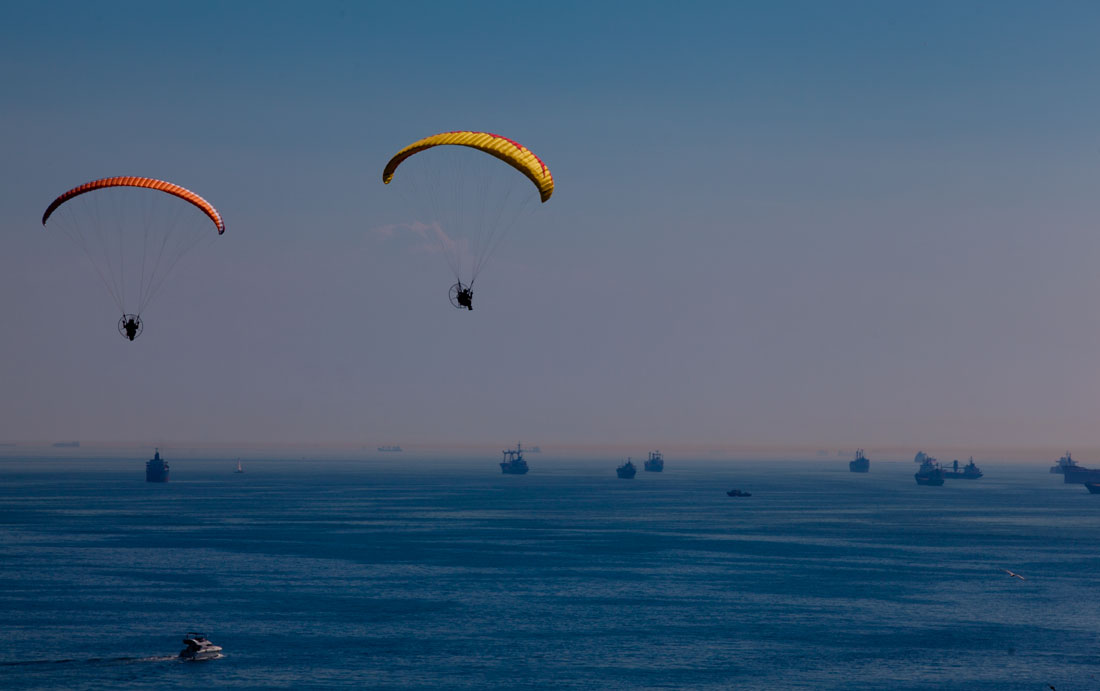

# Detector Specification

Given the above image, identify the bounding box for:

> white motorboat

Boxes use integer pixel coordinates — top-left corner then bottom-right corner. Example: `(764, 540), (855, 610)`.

(179, 633), (223, 661)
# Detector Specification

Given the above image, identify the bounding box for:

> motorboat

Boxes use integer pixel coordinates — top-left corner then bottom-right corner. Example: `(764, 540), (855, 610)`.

(179, 633), (223, 661)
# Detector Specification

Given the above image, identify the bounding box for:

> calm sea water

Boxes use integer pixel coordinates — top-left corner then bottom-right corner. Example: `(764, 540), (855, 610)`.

(1, 456), (1098, 690)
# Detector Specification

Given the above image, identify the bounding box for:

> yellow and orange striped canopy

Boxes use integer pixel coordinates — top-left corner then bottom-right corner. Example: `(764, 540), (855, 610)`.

(383, 131), (554, 203)
(42, 176), (225, 233)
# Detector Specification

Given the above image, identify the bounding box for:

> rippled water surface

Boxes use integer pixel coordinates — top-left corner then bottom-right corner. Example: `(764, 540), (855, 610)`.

(1, 457), (1098, 689)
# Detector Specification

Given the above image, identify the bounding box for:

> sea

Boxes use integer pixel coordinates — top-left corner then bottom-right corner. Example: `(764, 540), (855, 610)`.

(1, 456), (1098, 690)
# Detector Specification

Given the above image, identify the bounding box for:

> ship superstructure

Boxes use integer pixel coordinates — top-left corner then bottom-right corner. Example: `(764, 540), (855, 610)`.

(500, 443), (529, 475)
(644, 451), (664, 472)
(1051, 451), (1079, 474)
(145, 448), (169, 483)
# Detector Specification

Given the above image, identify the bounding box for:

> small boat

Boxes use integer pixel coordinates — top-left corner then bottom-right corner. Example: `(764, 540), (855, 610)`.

(179, 633), (222, 661)
(235, 459), (244, 474)
(726, 489), (751, 497)
(616, 459), (636, 479)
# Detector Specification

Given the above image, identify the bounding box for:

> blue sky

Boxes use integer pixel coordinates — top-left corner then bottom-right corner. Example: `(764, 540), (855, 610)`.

(3, 1), (1100, 458)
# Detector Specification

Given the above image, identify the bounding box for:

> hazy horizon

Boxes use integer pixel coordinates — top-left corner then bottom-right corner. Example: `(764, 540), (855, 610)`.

(0, 438), (1090, 464)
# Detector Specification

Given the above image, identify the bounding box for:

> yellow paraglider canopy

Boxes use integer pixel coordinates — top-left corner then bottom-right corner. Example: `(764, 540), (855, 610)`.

(383, 131), (554, 203)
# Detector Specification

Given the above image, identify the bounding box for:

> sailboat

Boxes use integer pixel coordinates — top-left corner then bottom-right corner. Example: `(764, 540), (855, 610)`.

(235, 459), (244, 474)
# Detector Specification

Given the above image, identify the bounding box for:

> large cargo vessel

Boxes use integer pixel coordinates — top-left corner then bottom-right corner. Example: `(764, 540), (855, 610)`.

(914, 458), (945, 486)
(499, 443), (529, 475)
(616, 459), (637, 479)
(849, 449), (869, 473)
(644, 451), (664, 472)
(943, 457), (983, 479)
(145, 448), (169, 483)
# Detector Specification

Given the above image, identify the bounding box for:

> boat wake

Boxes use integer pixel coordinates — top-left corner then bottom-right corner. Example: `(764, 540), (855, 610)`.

(0, 655), (179, 667)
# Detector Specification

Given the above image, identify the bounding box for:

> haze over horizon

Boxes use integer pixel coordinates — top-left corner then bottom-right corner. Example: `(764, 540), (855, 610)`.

(3, 1), (1100, 454)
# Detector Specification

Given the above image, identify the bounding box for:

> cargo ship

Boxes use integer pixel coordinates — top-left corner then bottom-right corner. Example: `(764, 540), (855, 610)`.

(377, 445), (403, 452)
(849, 449), (869, 473)
(616, 459), (636, 479)
(1063, 465), (1100, 484)
(644, 450), (664, 472)
(1051, 451), (1080, 474)
(499, 443), (529, 475)
(943, 457), (983, 479)
(145, 448), (169, 483)
(914, 458), (945, 486)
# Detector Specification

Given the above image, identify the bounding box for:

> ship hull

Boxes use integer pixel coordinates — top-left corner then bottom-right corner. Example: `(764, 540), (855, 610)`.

(915, 471), (945, 486)
(849, 460), (869, 473)
(500, 463), (528, 475)
(1063, 467), (1100, 484)
(146, 466), (169, 482)
(643, 462), (663, 472)
(1085, 483), (1100, 494)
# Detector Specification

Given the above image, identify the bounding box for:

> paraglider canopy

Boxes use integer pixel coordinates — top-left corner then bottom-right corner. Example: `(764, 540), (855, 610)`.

(41, 176), (224, 338)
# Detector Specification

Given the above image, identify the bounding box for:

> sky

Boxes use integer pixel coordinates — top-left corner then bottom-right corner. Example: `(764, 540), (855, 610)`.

(2, 1), (1100, 459)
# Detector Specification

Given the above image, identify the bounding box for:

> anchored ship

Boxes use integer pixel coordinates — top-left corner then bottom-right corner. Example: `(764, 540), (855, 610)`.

(500, 443), (529, 475)
(849, 449), (869, 473)
(145, 448), (169, 483)
(1063, 464), (1100, 484)
(943, 457), (983, 479)
(1051, 451), (1079, 474)
(644, 451), (664, 472)
(914, 457), (945, 486)
(617, 459), (637, 478)
(377, 445), (403, 452)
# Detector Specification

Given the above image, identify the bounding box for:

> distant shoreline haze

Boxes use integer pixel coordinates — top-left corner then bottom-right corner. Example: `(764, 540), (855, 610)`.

(0, 441), (1090, 463)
